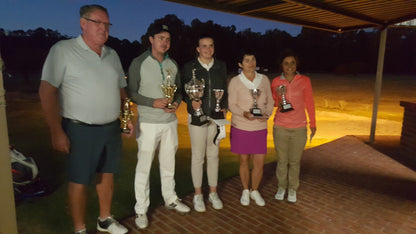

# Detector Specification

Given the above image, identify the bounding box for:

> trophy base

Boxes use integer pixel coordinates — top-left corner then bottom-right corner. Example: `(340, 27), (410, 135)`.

(167, 103), (176, 109)
(211, 110), (225, 119)
(250, 108), (263, 117)
(191, 115), (209, 126)
(121, 128), (131, 134)
(280, 103), (294, 113)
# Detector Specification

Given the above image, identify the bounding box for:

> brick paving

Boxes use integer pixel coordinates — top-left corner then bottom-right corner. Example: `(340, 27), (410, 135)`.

(116, 136), (416, 233)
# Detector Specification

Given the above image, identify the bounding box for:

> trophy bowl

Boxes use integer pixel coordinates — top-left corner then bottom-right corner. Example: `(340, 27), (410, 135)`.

(211, 89), (225, 119)
(185, 69), (208, 126)
(277, 85), (294, 112)
(250, 89), (263, 117)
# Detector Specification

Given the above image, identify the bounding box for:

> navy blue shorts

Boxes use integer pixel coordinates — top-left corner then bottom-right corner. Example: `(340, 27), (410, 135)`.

(62, 118), (122, 184)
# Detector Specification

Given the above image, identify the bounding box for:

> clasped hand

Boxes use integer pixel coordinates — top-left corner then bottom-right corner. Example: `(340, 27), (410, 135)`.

(153, 98), (177, 113)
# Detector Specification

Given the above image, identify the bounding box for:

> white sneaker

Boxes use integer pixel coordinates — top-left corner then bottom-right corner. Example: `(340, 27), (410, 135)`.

(287, 189), (297, 203)
(135, 213), (148, 229)
(274, 188), (286, 201)
(240, 189), (250, 206)
(74, 229), (87, 234)
(250, 190), (265, 206)
(208, 192), (224, 210)
(193, 194), (206, 212)
(97, 216), (128, 234)
(165, 199), (191, 213)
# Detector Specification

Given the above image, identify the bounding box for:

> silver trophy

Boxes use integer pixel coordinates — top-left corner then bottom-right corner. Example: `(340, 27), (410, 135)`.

(250, 89), (263, 117)
(184, 69), (208, 126)
(161, 70), (177, 109)
(212, 89), (225, 119)
(277, 85), (294, 112)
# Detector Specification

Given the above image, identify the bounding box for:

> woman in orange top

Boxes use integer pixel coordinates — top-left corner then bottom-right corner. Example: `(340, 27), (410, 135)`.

(271, 50), (316, 203)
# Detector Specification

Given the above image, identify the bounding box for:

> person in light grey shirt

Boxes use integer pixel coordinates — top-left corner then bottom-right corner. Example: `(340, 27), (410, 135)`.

(39, 4), (133, 234)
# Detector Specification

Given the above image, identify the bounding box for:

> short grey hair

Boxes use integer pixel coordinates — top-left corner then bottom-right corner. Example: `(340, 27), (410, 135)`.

(79, 4), (108, 18)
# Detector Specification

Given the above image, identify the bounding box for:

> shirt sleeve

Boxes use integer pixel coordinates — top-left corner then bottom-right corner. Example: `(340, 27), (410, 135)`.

(262, 76), (275, 117)
(173, 68), (182, 105)
(227, 77), (245, 117)
(127, 57), (155, 107)
(41, 43), (66, 88)
(271, 77), (280, 107)
(113, 51), (127, 88)
(303, 77), (316, 128)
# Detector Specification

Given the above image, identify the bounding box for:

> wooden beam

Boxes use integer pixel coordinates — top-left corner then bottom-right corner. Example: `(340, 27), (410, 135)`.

(369, 28), (388, 145)
(0, 51), (18, 234)
(284, 0), (386, 26)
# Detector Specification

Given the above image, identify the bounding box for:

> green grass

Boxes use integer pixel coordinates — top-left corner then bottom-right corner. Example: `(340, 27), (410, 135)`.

(7, 91), (277, 233)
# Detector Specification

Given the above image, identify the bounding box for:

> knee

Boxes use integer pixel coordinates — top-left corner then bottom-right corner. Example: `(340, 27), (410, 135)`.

(240, 159), (249, 167)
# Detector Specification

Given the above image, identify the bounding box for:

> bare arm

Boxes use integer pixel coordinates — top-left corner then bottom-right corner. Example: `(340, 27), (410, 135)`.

(39, 81), (70, 153)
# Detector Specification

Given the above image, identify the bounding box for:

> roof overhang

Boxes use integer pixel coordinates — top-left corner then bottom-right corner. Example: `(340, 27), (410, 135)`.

(163, 0), (416, 33)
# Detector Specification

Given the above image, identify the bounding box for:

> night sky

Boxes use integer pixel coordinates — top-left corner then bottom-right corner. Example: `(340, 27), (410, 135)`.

(0, 0), (302, 42)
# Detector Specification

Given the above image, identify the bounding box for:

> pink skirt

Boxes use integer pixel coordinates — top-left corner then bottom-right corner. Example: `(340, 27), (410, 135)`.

(230, 127), (267, 154)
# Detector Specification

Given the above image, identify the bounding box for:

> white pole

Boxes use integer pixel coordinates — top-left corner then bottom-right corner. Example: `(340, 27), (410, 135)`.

(369, 28), (388, 144)
(0, 51), (18, 234)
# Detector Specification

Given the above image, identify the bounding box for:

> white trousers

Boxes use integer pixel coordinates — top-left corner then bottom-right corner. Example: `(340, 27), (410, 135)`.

(134, 120), (178, 214)
(188, 116), (220, 188)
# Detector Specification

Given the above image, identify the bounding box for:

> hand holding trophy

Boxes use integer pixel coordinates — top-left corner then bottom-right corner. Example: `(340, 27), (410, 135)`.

(277, 85), (294, 112)
(161, 70), (177, 109)
(185, 69), (209, 126)
(120, 98), (134, 134)
(212, 89), (225, 119)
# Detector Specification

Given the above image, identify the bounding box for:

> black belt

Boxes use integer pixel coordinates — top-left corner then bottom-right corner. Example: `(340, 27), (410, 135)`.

(63, 118), (118, 127)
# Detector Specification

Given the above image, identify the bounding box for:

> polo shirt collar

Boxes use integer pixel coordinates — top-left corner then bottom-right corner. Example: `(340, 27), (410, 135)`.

(280, 72), (300, 80)
(76, 35), (107, 56)
(148, 48), (169, 63)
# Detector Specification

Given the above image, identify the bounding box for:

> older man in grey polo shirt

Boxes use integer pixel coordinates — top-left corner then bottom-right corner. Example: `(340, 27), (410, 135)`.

(39, 4), (132, 234)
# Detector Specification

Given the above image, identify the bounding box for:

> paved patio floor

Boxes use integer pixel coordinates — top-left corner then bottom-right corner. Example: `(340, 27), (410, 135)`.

(111, 135), (416, 233)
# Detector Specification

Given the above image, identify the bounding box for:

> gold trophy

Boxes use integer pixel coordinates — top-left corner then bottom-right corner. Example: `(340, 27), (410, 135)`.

(120, 98), (134, 133)
(161, 70), (177, 109)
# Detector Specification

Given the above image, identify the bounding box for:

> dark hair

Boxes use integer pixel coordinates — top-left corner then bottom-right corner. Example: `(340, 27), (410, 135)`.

(237, 48), (256, 64)
(278, 49), (300, 71)
(79, 5), (108, 18)
(196, 34), (214, 47)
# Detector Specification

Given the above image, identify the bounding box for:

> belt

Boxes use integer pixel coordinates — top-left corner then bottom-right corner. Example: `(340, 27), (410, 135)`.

(63, 118), (118, 127)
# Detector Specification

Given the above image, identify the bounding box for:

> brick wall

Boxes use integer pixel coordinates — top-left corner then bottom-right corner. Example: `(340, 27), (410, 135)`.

(400, 101), (416, 157)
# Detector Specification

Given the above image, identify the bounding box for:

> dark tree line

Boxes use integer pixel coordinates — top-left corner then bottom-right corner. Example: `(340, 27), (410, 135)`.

(1, 14), (416, 80)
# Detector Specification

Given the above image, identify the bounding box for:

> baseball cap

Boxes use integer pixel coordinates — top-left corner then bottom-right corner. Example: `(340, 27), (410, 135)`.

(148, 23), (171, 37)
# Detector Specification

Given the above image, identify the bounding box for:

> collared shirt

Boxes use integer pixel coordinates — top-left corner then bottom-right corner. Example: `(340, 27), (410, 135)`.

(198, 57), (214, 71)
(228, 72), (274, 131)
(238, 71), (263, 90)
(41, 35), (126, 124)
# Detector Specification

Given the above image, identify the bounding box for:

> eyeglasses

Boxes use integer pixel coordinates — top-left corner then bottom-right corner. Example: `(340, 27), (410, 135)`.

(83, 17), (112, 28)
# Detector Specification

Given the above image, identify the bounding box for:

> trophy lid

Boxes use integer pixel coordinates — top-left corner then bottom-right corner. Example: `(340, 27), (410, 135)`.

(187, 68), (205, 88)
